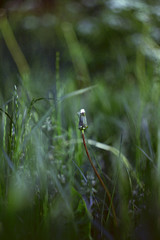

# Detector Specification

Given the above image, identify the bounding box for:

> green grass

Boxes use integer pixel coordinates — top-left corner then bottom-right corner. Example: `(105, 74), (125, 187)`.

(1, 2), (160, 239)
(0, 78), (158, 239)
(0, 87), (92, 240)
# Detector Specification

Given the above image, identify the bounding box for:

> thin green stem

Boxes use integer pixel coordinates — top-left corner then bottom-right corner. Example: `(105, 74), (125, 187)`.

(81, 130), (117, 226)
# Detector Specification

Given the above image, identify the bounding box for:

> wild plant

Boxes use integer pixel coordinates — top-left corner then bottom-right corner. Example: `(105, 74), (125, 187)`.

(78, 108), (117, 226)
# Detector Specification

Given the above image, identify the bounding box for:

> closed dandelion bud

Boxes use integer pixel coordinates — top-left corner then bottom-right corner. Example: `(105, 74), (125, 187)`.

(78, 109), (88, 130)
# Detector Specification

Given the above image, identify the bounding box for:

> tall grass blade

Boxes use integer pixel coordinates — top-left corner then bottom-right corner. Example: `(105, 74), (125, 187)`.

(0, 10), (30, 85)
(88, 139), (143, 188)
(62, 22), (90, 85)
(2, 149), (14, 170)
(59, 85), (97, 102)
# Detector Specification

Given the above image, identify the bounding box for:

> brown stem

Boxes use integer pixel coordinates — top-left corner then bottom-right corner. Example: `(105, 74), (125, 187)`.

(81, 131), (117, 226)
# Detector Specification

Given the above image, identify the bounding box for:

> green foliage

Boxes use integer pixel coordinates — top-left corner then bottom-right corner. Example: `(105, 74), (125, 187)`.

(0, 85), (94, 240)
(1, 1), (160, 239)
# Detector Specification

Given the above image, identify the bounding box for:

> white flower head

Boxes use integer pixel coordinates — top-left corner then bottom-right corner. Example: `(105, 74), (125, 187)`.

(78, 109), (88, 130)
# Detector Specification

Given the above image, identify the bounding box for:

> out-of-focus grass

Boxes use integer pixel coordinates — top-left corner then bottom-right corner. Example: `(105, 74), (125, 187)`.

(0, 85), (94, 240)
(1, 1), (160, 239)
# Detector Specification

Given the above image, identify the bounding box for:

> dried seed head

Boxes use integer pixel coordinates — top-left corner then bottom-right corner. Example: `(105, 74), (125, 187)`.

(78, 109), (88, 130)
(80, 109), (85, 114)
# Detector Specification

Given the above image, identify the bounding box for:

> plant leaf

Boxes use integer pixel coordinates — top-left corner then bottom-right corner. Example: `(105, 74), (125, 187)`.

(88, 139), (143, 189)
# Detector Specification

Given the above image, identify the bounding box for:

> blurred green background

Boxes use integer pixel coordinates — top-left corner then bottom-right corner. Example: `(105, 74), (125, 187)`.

(1, 0), (160, 239)
(1, 0), (159, 140)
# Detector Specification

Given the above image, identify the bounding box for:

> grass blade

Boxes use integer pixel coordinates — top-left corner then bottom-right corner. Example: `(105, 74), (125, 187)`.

(88, 139), (143, 189)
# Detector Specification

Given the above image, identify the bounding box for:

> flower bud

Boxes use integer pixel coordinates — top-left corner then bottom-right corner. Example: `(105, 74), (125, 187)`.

(78, 109), (88, 130)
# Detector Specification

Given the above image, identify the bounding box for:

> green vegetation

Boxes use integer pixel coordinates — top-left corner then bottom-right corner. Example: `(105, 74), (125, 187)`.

(0, 1), (160, 239)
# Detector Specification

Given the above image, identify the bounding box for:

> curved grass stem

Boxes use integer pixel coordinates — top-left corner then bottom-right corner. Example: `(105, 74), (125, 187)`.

(81, 130), (118, 226)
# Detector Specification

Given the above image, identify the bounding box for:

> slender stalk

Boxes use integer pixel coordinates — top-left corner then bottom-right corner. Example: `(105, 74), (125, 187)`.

(81, 130), (118, 226)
